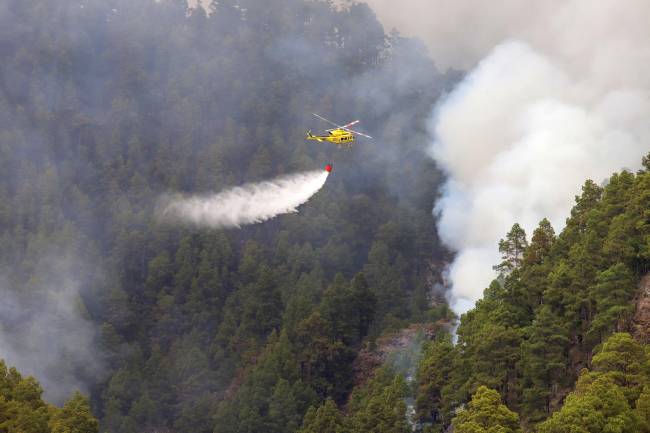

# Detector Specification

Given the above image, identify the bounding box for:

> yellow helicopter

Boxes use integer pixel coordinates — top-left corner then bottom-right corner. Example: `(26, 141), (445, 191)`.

(306, 113), (373, 148)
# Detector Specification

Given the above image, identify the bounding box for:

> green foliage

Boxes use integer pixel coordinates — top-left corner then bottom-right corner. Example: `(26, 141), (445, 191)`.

(0, 0), (451, 428)
(416, 160), (650, 430)
(535, 333), (650, 432)
(451, 386), (521, 433)
(452, 280), (526, 410)
(636, 385), (650, 432)
(416, 332), (456, 428)
(523, 219), (556, 267)
(494, 223), (528, 276)
(0, 360), (98, 433)
(537, 373), (642, 433)
(347, 368), (410, 433)
(591, 333), (646, 404)
(587, 264), (637, 345)
(519, 306), (570, 421)
(49, 392), (99, 433)
(298, 399), (345, 433)
(3, 0), (649, 432)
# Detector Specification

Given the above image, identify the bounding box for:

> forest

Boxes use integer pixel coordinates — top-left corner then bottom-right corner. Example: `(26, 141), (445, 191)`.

(0, 1), (649, 433)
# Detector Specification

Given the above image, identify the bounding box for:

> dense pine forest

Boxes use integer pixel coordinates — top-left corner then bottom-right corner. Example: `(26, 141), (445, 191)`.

(0, 0), (452, 432)
(1, 1), (649, 433)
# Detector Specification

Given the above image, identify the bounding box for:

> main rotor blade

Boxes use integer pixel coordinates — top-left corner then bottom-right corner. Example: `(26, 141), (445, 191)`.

(341, 120), (360, 129)
(346, 128), (373, 139)
(312, 113), (343, 129)
(313, 114), (371, 138)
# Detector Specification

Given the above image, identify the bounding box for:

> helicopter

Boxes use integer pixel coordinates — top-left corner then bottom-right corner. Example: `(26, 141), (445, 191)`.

(306, 113), (373, 148)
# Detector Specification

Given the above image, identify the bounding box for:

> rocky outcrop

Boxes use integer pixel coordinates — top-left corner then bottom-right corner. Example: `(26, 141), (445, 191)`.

(351, 322), (446, 389)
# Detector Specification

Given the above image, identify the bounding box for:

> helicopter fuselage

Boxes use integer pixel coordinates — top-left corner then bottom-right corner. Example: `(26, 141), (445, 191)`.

(306, 128), (355, 147)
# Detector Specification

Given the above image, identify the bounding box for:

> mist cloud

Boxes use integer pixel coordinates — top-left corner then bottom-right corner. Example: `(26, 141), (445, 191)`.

(366, 0), (650, 312)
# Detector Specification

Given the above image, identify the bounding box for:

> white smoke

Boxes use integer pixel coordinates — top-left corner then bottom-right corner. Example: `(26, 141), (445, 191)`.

(159, 169), (329, 228)
(365, 0), (650, 313)
(0, 255), (104, 404)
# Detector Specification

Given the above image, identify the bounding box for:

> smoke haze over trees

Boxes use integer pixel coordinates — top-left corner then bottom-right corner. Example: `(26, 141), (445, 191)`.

(0, 0), (453, 431)
(2, 0), (649, 432)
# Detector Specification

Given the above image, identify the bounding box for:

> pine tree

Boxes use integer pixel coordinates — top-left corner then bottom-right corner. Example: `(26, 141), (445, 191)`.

(350, 273), (376, 341)
(0, 360), (99, 433)
(451, 386), (521, 433)
(523, 218), (555, 266)
(350, 374), (409, 433)
(591, 333), (646, 404)
(416, 333), (456, 428)
(519, 306), (569, 421)
(268, 379), (301, 433)
(298, 399), (345, 433)
(636, 385), (650, 432)
(49, 392), (99, 433)
(538, 373), (642, 433)
(494, 223), (528, 275)
(587, 265), (636, 345)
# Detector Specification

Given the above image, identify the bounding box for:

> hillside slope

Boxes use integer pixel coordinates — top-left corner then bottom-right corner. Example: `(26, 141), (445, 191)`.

(411, 155), (650, 432)
(0, 1), (453, 431)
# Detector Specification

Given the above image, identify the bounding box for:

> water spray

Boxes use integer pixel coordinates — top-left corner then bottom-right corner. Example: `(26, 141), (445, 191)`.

(158, 164), (332, 229)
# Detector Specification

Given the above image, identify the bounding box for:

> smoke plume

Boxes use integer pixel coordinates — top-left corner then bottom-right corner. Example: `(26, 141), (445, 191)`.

(159, 169), (330, 228)
(366, 0), (650, 313)
(0, 254), (104, 404)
